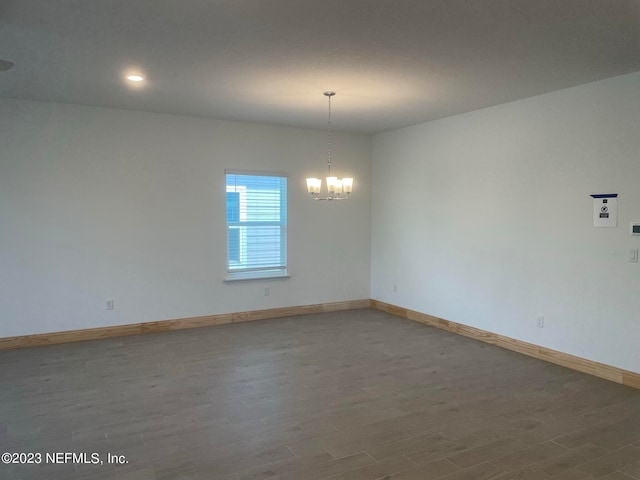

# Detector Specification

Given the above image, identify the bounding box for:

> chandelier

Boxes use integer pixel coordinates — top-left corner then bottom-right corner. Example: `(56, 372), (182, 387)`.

(306, 92), (353, 200)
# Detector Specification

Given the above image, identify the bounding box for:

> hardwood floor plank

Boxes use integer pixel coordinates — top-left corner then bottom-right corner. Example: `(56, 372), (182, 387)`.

(387, 458), (460, 479)
(577, 446), (640, 478)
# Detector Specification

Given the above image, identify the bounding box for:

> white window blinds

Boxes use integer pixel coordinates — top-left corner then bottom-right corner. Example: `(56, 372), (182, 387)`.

(225, 171), (288, 280)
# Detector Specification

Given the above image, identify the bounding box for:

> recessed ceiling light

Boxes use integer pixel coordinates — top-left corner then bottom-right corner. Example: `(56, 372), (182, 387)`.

(126, 75), (144, 82)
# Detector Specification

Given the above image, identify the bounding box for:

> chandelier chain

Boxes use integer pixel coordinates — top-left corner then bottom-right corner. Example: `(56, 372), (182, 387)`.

(327, 93), (332, 176)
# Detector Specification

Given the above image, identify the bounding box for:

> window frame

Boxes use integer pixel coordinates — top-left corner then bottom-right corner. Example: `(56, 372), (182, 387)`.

(224, 169), (289, 282)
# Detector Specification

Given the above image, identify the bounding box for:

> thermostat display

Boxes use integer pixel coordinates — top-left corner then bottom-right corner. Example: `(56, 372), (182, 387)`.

(631, 222), (640, 236)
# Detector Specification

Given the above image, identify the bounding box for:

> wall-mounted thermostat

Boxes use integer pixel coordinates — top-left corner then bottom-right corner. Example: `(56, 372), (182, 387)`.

(631, 222), (640, 236)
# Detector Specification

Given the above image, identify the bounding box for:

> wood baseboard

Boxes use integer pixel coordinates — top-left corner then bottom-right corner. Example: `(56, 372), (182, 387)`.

(371, 300), (640, 390)
(5, 298), (637, 391)
(0, 299), (372, 351)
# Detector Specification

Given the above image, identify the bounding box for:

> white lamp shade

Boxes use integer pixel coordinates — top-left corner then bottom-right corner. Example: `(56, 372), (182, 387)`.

(326, 176), (338, 193)
(342, 178), (353, 193)
(306, 177), (321, 193)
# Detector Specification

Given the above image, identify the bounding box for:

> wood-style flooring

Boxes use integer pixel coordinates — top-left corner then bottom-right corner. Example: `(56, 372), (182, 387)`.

(1, 308), (639, 480)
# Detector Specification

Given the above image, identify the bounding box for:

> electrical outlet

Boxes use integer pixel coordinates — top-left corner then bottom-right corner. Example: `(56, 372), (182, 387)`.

(264, 287), (270, 296)
(106, 299), (114, 310)
(537, 316), (544, 328)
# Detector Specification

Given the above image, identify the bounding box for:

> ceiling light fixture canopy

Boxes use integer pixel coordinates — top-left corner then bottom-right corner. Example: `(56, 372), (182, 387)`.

(306, 92), (353, 201)
(0, 59), (15, 71)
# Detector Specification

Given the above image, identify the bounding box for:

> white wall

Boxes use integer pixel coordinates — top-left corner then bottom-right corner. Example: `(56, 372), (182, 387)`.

(0, 99), (371, 337)
(372, 71), (640, 373)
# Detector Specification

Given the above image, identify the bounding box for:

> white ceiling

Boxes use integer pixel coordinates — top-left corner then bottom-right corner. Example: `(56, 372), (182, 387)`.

(1, 0), (640, 134)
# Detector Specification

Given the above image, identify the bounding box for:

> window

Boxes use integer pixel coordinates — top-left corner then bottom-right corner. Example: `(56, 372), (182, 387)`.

(225, 171), (288, 281)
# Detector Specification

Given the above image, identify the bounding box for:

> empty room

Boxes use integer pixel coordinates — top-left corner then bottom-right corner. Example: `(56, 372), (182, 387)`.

(1, 1), (640, 479)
